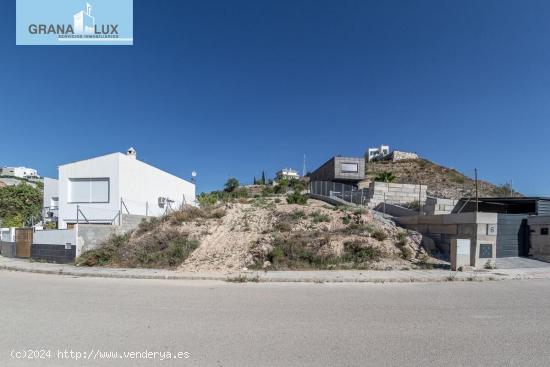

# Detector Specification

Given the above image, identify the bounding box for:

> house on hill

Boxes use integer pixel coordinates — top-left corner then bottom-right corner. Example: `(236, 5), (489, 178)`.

(45, 147), (196, 229)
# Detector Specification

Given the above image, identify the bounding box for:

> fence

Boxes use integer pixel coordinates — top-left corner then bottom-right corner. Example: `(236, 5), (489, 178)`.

(73, 197), (189, 225)
(309, 181), (370, 206)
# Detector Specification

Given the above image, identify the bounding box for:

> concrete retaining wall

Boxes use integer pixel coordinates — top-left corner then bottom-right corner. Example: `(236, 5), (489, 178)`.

(367, 182), (427, 207)
(395, 212), (498, 267)
(76, 224), (119, 257)
(424, 197), (459, 215)
(373, 203), (417, 217)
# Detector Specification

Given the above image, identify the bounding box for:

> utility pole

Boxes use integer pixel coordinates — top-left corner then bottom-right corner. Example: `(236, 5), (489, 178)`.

(302, 154), (307, 177)
(475, 168), (479, 214)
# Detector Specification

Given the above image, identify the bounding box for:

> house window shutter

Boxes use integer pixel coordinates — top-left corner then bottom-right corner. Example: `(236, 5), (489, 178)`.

(69, 178), (109, 203)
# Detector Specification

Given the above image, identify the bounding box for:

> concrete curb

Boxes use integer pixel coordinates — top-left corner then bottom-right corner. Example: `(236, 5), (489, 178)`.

(1, 262), (548, 283)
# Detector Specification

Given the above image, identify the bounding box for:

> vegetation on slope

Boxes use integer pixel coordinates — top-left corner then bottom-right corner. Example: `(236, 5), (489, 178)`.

(366, 159), (520, 199)
(76, 206), (225, 268)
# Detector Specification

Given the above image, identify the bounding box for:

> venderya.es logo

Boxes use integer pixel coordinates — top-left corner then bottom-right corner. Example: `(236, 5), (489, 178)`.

(16, 0), (133, 45)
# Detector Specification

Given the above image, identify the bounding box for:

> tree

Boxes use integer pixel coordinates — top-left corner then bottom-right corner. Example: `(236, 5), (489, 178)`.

(261, 171), (266, 185)
(374, 171), (397, 183)
(253, 176), (257, 185)
(0, 183), (42, 227)
(224, 178), (240, 193)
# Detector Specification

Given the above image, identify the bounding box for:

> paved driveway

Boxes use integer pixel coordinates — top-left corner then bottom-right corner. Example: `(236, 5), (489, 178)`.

(496, 257), (550, 269)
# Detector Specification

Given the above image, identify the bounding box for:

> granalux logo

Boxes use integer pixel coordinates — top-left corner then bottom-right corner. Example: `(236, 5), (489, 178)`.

(16, 0), (133, 46)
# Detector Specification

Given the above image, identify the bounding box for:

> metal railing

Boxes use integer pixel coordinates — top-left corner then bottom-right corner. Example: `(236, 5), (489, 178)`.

(310, 180), (370, 206)
(73, 196), (191, 226)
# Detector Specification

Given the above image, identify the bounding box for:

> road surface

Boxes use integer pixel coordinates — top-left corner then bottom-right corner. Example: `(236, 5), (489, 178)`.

(1, 271), (549, 366)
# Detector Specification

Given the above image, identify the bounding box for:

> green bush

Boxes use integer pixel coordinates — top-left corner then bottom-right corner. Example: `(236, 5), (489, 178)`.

(286, 191), (308, 205)
(371, 228), (388, 241)
(374, 171), (397, 183)
(290, 210), (306, 220)
(310, 211), (331, 223)
(197, 192), (218, 207)
(77, 229), (199, 269)
(0, 183), (42, 227)
(224, 178), (240, 192)
(342, 240), (383, 263)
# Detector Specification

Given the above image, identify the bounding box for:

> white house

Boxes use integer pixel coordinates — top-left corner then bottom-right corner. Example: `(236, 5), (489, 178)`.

(366, 145), (390, 162)
(48, 148), (196, 229)
(276, 168), (300, 181)
(0, 166), (39, 179)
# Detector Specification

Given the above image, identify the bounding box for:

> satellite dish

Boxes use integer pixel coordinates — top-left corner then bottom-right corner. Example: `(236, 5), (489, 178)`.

(191, 171), (197, 178)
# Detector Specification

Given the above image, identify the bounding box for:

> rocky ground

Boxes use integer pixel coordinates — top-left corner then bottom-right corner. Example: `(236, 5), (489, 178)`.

(365, 159), (517, 199)
(179, 197), (439, 272)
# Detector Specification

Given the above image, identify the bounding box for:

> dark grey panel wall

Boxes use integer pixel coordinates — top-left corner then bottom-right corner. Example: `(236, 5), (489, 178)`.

(496, 214), (529, 257)
(309, 158), (336, 182)
(310, 157), (366, 182)
(0, 241), (16, 258)
(31, 244), (76, 264)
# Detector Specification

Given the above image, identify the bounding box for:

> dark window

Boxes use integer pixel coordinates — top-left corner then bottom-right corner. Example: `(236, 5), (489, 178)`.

(541, 228), (549, 236)
(479, 244), (493, 259)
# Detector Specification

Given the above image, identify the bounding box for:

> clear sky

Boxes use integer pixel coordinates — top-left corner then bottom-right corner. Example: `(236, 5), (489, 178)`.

(1, 0), (549, 194)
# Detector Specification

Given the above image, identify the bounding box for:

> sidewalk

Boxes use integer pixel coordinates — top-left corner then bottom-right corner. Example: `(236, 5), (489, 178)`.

(2, 256), (550, 283)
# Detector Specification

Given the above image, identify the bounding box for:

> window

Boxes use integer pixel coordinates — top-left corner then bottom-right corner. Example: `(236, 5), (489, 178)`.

(341, 163), (358, 173)
(68, 178), (110, 203)
(541, 228), (549, 236)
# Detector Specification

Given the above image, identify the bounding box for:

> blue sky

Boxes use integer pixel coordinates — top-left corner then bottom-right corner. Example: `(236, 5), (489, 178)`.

(1, 0), (549, 194)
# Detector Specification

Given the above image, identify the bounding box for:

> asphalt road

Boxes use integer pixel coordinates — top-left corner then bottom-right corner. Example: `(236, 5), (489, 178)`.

(1, 271), (550, 367)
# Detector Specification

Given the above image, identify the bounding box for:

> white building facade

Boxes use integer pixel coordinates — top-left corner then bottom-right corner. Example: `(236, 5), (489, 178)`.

(43, 177), (59, 222)
(366, 145), (390, 162)
(0, 166), (39, 178)
(55, 149), (195, 229)
(276, 168), (300, 181)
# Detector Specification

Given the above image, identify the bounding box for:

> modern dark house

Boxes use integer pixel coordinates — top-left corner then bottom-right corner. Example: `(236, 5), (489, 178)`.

(309, 156), (365, 183)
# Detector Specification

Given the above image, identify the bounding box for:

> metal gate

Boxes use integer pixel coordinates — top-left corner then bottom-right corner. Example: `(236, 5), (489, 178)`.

(496, 214), (529, 257)
(15, 228), (33, 258)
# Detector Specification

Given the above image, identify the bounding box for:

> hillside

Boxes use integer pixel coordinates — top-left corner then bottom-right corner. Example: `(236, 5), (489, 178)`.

(365, 159), (517, 199)
(77, 196), (442, 272)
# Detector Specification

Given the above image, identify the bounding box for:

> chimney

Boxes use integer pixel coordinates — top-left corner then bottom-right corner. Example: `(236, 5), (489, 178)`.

(126, 147), (137, 159)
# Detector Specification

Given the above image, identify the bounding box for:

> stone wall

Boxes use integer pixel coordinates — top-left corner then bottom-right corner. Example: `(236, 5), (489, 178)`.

(387, 151), (419, 161)
(367, 182), (427, 207)
(528, 216), (550, 262)
(424, 197), (459, 215)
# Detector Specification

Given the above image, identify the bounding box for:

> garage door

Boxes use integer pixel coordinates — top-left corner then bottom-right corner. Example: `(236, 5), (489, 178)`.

(496, 214), (529, 257)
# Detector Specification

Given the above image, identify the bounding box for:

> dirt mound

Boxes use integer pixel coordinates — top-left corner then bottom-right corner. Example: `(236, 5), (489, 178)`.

(78, 197), (440, 272)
